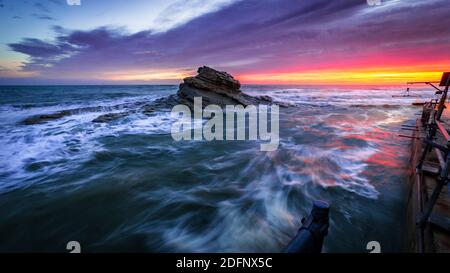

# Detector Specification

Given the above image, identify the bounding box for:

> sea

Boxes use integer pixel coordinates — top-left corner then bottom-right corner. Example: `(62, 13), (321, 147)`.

(0, 85), (438, 252)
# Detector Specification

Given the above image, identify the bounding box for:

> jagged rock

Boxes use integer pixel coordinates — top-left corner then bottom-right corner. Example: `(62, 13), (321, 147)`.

(183, 66), (241, 93)
(178, 66), (286, 107)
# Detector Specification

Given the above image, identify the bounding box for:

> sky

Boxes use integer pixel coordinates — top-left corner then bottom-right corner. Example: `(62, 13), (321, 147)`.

(0, 0), (449, 85)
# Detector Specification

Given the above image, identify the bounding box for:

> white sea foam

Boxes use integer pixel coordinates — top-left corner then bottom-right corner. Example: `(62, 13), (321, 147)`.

(0, 85), (416, 252)
(0, 94), (176, 191)
(246, 86), (437, 106)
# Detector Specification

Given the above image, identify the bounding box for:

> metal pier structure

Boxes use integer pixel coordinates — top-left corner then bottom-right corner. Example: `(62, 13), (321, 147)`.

(405, 72), (450, 252)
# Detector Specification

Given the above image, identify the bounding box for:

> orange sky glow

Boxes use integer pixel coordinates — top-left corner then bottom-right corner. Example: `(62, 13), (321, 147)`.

(237, 65), (448, 85)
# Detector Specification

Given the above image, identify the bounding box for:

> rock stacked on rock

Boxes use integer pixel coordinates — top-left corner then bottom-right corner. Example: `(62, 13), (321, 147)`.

(178, 66), (274, 107)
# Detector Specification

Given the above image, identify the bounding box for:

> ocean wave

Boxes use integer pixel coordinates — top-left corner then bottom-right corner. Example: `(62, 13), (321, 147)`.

(0, 85), (413, 252)
(0, 110), (178, 192)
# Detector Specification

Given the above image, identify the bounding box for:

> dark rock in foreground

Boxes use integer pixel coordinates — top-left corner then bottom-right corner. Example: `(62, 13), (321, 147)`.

(22, 66), (286, 125)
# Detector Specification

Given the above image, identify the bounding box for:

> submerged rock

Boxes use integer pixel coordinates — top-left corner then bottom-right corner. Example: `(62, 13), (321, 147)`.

(21, 66), (285, 125)
(22, 106), (106, 125)
(22, 111), (70, 125)
(21, 103), (145, 125)
(92, 112), (128, 123)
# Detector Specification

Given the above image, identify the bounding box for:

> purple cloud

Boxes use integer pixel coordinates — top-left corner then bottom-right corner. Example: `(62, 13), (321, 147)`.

(10, 38), (68, 58)
(6, 0), (450, 82)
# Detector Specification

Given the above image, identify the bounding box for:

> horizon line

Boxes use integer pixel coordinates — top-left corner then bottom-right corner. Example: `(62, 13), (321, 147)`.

(0, 82), (411, 87)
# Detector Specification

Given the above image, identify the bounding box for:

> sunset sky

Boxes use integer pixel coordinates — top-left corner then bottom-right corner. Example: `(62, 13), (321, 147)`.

(0, 0), (449, 85)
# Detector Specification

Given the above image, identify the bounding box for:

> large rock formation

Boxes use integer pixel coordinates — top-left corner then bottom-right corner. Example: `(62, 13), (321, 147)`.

(177, 66), (275, 107)
(22, 66), (283, 125)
